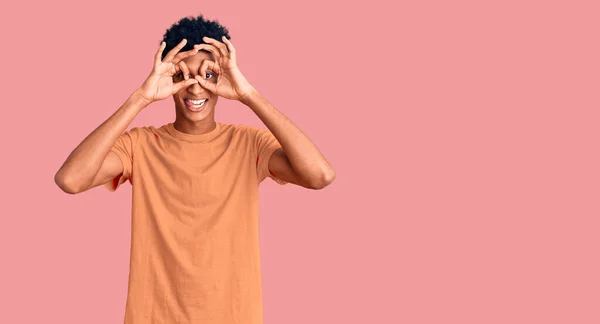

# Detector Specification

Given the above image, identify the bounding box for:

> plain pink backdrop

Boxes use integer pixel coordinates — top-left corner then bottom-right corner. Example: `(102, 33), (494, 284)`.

(1, 0), (599, 323)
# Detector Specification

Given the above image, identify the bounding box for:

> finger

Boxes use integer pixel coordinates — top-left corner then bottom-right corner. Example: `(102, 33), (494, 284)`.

(172, 62), (181, 75)
(163, 39), (187, 62)
(154, 41), (166, 67)
(176, 61), (190, 80)
(199, 59), (217, 79)
(194, 43), (221, 60)
(213, 60), (222, 81)
(204, 59), (224, 86)
(173, 78), (200, 93)
(202, 37), (229, 58)
(173, 47), (200, 65)
(194, 74), (217, 94)
(204, 59), (224, 83)
(221, 36), (236, 61)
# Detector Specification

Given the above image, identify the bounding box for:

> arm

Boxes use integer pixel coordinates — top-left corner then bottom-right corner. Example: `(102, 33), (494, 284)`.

(54, 92), (149, 194)
(242, 90), (336, 189)
(196, 36), (336, 189)
(54, 39), (200, 194)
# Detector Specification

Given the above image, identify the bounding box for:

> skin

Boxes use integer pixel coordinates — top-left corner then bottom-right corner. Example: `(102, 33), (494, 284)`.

(171, 50), (220, 134)
(140, 36), (336, 189)
(55, 36), (335, 194)
(204, 36), (336, 188)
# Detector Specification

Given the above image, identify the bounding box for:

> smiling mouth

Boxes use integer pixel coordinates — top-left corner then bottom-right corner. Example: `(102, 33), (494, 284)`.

(185, 98), (208, 110)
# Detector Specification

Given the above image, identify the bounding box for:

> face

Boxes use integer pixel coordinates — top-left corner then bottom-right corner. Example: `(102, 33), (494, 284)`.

(172, 50), (219, 123)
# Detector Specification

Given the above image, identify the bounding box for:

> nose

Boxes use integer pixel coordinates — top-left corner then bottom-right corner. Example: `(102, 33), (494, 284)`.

(186, 80), (207, 96)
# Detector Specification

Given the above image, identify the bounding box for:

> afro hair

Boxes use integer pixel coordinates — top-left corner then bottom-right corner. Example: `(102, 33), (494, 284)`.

(161, 15), (231, 60)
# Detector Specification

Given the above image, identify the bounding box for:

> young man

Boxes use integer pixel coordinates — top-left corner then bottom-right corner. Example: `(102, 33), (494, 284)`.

(54, 15), (335, 324)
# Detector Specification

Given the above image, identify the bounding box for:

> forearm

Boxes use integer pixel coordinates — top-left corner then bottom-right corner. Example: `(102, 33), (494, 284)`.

(54, 90), (150, 192)
(241, 89), (335, 185)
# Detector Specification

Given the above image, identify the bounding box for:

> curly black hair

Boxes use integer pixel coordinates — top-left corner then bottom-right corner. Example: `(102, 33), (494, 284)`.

(161, 15), (231, 60)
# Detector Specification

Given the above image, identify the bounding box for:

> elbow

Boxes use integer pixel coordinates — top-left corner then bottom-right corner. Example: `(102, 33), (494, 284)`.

(308, 169), (336, 190)
(54, 171), (80, 195)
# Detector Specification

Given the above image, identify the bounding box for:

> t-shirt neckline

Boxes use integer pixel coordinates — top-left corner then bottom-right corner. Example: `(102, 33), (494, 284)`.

(166, 122), (222, 143)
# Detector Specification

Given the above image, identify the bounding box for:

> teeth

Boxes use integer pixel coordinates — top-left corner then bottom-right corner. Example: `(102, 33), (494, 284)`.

(187, 99), (206, 105)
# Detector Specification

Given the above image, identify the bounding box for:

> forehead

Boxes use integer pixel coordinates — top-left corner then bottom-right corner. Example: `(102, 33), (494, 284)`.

(182, 51), (214, 71)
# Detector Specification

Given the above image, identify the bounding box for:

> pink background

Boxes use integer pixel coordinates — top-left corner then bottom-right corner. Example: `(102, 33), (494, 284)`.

(2, 0), (599, 323)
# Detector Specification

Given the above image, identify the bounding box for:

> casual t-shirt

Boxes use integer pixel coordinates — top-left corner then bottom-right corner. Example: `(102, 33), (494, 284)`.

(104, 122), (286, 324)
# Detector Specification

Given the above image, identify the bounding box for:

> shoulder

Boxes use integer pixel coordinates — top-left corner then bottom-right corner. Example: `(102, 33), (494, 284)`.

(120, 125), (160, 145)
(122, 125), (155, 136)
(229, 123), (271, 137)
(228, 123), (258, 132)
(221, 123), (266, 139)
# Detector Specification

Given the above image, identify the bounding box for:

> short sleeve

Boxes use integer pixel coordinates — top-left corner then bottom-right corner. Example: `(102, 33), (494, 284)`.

(104, 127), (141, 192)
(255, 128), (287, 185)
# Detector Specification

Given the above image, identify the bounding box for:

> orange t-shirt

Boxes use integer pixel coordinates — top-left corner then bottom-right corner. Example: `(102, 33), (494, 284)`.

(104, 122), (285, 324)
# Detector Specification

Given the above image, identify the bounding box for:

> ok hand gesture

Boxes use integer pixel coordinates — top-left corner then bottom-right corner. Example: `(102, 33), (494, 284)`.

(138, 39), (200, 103)
(193, 36), (256, 102)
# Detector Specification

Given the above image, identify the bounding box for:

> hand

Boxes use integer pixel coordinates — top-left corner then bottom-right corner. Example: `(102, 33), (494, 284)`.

(137, 39), (201, 104)
(193, 36), (256, 101)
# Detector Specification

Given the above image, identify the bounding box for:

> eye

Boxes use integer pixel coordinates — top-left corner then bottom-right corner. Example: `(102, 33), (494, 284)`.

(205, 72), (213, 79)
(174, 72), (183, 80)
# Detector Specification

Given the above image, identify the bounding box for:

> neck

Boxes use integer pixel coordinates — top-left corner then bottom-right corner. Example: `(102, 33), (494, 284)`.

(173, 117), (217, 135)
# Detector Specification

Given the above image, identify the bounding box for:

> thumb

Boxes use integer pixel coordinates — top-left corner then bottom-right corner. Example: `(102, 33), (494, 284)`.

(195, 75), (217, 94)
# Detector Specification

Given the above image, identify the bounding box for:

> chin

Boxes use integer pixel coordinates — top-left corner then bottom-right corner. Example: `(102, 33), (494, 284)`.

(177, 99), (215, 122)
(187, 112), (211, 122)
